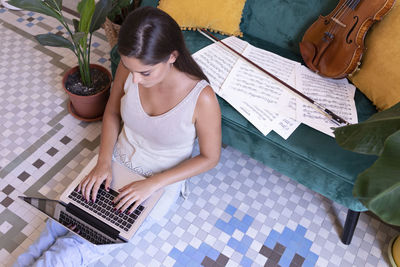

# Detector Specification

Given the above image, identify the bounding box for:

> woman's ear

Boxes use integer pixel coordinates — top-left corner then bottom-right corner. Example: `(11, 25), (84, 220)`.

(168, 51), (179, 64)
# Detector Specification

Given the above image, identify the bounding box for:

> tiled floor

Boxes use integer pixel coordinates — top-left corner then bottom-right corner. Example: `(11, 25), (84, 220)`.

(0, 5), (399, 267)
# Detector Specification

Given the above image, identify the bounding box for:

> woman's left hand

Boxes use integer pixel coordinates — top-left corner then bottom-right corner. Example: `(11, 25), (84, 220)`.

(112, 178), (159, 214)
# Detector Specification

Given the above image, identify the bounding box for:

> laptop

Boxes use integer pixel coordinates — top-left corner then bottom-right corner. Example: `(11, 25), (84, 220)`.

(19, 155), (164, 245)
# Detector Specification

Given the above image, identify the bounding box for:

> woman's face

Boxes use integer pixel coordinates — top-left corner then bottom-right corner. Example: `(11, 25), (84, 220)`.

(120, 54), (176, 88)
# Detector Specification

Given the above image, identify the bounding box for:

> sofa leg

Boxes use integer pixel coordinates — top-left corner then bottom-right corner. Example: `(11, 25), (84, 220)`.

(341, 209), (360, 245)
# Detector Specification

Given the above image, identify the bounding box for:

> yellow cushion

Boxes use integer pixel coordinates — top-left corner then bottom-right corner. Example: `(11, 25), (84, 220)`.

(349, 2), (400, 111)
(158, 0), (246, 36)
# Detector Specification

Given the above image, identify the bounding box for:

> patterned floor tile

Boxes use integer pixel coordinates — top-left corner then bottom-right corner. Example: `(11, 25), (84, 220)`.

(1, 4), (399, 267)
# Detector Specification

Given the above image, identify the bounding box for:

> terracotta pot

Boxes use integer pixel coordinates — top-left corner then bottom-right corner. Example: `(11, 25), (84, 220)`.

(62, 64), (111, 121)
(389, 235), (400, 267)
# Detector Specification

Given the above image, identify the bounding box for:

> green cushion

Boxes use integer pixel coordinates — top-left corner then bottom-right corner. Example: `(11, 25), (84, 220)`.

(110, 0), (379, 211)
(240, 0), (337, 53)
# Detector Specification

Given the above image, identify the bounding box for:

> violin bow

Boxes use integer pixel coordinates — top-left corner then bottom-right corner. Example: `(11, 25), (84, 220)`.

(197, 29), (350, 126)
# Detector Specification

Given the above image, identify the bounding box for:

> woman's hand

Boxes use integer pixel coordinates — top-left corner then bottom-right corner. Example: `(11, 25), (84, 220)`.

(112, 178), (159, 214)
(77, 161), (113, 202)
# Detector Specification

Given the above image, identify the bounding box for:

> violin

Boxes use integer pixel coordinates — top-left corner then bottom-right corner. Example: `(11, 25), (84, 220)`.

(299, 0), (396, 79)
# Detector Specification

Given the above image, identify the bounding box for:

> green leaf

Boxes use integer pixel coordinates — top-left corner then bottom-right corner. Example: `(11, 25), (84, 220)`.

(43, 0), (61, 10)
(78, 0), (95, 34)
(55, 0), (62, 9)
(334, 101), (400, 155)
(90, 0), (113, 33)
(35, 33), (75, 52)
(72, 32), (86, 44)
(72, 19), (80, 33)
(353, 130), (400, 226)
(7, 0), (62, 20)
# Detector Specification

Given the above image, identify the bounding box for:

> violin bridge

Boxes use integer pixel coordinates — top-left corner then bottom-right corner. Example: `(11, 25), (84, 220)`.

(331, 18), (346, 28)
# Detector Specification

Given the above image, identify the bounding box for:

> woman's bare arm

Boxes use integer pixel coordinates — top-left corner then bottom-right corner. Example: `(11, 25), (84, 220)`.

(79, 62), (130, 201)
(113, 85), (222, 212)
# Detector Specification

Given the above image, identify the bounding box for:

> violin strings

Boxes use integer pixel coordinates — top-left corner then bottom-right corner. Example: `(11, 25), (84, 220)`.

(328, 1), (348, 36)
(331, 0), (351, 20)
(328, 0), (357, 37)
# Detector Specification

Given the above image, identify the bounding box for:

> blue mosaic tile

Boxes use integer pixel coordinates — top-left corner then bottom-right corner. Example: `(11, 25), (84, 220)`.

(215, 211), (254, 236)
(279, 227), (294, 246)
(192, 250), (205, 262)
(264, 230), (280, 249)
(298, 238), (312, 257)
(261, 226), (319, 267)
(168, 242), (224, 266)
(303, 251), (318, 267)
(92, 42), (100, 48)
(169, 247), (181, 261)
(98, 58), (107, 64)
(176, 252), (191, 265)
(26, 22), (34, 27)
(228, 237), (240, 250)
(225, 204), (236, 216)
(238, 235), (252, 253)
(279, 250), (295, 267)
(295, 224), (307, 236)
(201, 244), (219, 261)
(240, 256), (253, 267)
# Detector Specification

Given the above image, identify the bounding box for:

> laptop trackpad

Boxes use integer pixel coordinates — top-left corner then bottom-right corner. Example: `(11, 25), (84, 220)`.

(110, 161), (146, 191)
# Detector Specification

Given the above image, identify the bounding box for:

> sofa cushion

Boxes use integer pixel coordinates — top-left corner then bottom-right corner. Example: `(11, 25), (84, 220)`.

(240, 0), (337, 54)
(349, 1), (400, 111)
(158, 0), (246, 36)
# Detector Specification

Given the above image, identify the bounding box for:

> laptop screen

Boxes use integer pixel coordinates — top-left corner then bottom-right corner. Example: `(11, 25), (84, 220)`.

(20, 197), (62, 222)
(19, 196), (123, 245)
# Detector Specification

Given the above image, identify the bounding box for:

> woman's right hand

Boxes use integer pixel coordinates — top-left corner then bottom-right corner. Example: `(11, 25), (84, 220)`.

(77, 161), (113, 203)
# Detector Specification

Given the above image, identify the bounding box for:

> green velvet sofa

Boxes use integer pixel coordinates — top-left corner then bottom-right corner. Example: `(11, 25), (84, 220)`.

(110, 0), (378, 245)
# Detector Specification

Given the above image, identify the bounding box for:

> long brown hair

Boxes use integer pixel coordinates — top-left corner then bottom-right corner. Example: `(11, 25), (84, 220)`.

(118, 6), (209, 82)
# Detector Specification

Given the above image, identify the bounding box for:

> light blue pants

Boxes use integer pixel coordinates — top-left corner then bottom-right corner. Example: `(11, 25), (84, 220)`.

(14, 180), (186, 267)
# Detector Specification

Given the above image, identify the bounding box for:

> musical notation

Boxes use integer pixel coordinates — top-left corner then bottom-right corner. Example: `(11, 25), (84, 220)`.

(193, 36), (358, 138)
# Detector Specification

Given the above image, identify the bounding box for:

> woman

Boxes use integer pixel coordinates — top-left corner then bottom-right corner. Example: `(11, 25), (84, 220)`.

(15, 6), (221, 266)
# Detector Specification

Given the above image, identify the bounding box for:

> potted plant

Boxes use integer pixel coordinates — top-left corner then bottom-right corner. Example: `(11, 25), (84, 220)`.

(8, 0), (113, 121)
(334, 101), (400, 266)
(103, 0), (140, 47)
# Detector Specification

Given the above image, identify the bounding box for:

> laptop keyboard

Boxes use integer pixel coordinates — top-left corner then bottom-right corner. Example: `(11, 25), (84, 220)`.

(68, 184), (145, 232)
(59, 211), (114, 244)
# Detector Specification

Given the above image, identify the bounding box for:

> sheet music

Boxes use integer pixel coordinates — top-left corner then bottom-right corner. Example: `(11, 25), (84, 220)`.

(219, 60), (289, 110)
(272, 116), (301, 140)
(241, 45), (301, 139)
(192, 37), (248, 92)
(193, 36), (358, 139)
(296, 65), (358, 136)
(219, 44), (299, 119)
(221, 36), (248, 54)
(224, 92), (272, 136)
(243, 44), (300, 86)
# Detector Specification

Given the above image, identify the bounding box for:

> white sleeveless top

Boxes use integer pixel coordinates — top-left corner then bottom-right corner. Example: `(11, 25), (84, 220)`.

(113, 73), (209, 177)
